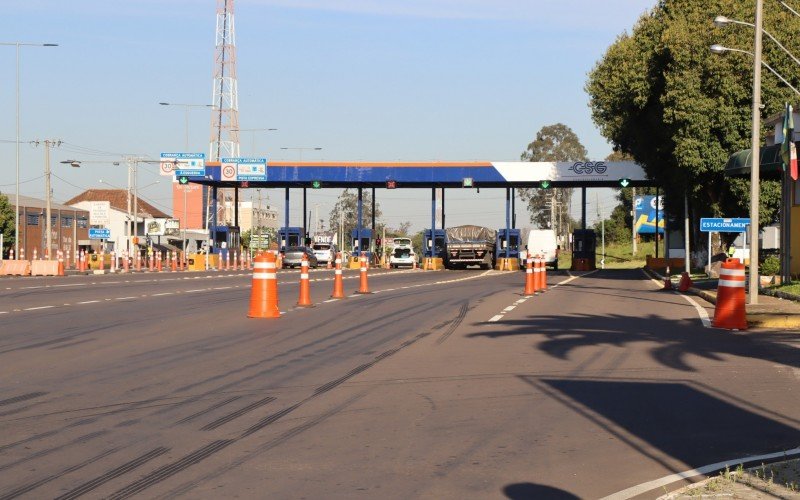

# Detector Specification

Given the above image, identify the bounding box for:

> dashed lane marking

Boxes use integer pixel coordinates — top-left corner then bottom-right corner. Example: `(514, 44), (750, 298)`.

(77, 300), (100, 304)
(642, 269), (712, 328)
(24, 305), (54, 311)
(488, 314), (504, 322)
(484, 271), (597, 322)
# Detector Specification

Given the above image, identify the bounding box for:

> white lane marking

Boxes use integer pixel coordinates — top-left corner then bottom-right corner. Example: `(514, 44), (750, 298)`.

(185, 289), (206, 293)
(24, 305), (54, 311)
(115, 297), (137, 300)
(488, 315), (504, 322)
(152, 292), (174, 297)
(77, 300), (100, 304)
(503, 306), (516, 312)
(323, 299), (338, 303)
(676, 293), (712, 328)
(0, 311), (7, 314)
(213, 286), (232, 290)
(600, 447), (800, 500)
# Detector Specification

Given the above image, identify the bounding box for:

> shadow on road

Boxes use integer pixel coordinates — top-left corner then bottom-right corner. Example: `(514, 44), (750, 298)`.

(503, 482), (579, 499)
(469, 311), (800, 373)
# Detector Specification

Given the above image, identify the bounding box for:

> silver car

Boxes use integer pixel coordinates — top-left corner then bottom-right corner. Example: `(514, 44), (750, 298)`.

(282, 246), (319, 268)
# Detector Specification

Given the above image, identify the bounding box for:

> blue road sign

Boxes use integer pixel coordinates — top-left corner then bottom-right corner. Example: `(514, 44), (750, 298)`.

(699, 218), (750, 232)
(162, 152), (206, 177)
(89, 228), (111, 239)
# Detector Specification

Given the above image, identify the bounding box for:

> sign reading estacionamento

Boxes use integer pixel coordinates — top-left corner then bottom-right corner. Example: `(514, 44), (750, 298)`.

(700, 218), (750, 233)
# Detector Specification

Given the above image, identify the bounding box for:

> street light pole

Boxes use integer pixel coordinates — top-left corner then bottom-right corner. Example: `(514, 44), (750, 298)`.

(749, 0), (764, 304)
(0, 41), (58, 258)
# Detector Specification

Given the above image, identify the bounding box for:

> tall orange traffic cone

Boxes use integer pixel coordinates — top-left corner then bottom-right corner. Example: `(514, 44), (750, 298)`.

(57, 250), (65, 276)
(122, 250), (130, 273)
(331, 252), (346, 299)
(248, 252), (280, 318)
(678, 272), (693, 292)
(523, 257), (535, 296)
(357, 255), (371, 294)
(297, 254), (313, 307)
(539, 258), (548, 292)
(712, 258), (748, 330)
(156, 251), (163, 272)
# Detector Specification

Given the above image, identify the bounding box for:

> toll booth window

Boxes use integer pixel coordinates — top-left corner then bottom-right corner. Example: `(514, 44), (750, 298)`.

(360, 238), (370, 249)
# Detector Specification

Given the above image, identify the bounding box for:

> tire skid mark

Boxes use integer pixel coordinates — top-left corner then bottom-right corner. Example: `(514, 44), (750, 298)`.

(0, 391), (47, 407)
(174, 396), (243, 425)
(107, 440), (234, 500)
(159, 392), (367, 499)
(436, 301), (469, 345)
(200, 396), (276, 431)
(55, 447), (170, 500)
(0, 430), (108, 474)
(0, 447), (118, 500)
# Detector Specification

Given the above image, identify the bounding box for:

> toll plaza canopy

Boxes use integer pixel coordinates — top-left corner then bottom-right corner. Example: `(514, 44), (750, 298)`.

(185, 160), (649, 188)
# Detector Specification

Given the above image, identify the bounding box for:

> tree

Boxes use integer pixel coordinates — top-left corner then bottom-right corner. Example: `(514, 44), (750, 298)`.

(328, 189), (382, 249)
(519, 124), (588, 239)
(0, 193), (15, 258)
(585, 0), (799, 251)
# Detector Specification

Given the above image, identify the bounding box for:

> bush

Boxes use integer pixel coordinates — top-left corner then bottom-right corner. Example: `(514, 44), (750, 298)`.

(761, 255), (780, 276)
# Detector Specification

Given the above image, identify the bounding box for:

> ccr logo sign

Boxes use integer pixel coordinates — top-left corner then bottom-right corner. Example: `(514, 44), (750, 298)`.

(568, 161), (607, 175)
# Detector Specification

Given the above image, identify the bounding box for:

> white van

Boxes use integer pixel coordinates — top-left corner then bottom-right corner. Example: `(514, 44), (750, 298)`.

(520, 229), (559, 270)
(389, 238), (417, 268)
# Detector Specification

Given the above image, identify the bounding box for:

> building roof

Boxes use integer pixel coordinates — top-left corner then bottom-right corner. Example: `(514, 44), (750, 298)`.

(2, 194), (90, 213)
(64, 189), (170, 219)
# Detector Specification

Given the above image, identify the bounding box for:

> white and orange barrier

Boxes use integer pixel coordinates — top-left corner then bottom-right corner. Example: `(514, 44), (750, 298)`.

(712, 258), (748, 330)
(0, 260), (31, 276)
(30, 260), (62, 276)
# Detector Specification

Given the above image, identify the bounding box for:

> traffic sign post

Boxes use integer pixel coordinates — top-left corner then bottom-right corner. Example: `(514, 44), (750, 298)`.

(700, 218), (751, 271)
(89, 228), (111, 240)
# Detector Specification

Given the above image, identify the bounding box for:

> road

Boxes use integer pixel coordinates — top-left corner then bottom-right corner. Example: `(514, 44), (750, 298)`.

(0, 267), (799, 499)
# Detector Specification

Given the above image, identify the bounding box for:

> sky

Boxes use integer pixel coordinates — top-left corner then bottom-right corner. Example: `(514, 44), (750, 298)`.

(1, 0), (656, 232)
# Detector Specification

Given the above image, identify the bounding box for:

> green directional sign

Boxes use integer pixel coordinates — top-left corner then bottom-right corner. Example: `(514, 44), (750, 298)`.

(540, 180), (551, 189)
(619, 178), (631, 188)
(178, 176), (189, 185)
(312, 180), (322, 189)
(462, 177), (474, 188)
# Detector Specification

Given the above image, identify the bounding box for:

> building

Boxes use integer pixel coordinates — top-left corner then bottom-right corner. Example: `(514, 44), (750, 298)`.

(8, 194), (90, 260)
(223, 200), (279, 233)
(65, 189), (170, 253)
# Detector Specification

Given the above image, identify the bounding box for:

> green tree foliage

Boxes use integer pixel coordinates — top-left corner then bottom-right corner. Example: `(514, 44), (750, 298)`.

(519, 123), (588, 231)
(328, 189), (382, 246)
(586, 0), (798, 230)
(0, 192), (15, 257)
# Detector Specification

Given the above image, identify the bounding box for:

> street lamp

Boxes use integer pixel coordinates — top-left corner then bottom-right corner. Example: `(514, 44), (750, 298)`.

(158, 102), (212, 150)
(231, 128), (278, 156)
(280, 147), (322, 161)
(712, 0), (764, 304)
(0, 41), (58, 258)
(710, 45), (800, 95)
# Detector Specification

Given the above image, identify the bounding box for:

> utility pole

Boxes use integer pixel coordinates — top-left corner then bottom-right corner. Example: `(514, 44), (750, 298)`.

(632, 187), (637, 255)
(34, 139), (61, 258)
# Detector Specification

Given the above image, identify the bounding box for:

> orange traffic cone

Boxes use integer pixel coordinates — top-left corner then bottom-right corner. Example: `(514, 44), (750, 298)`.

(248, 252), (280, 318)
(523, 257), (535, 296)
(297, 254), (314, 307)
(678, 272), (693, 292)
(122, 250), (130, 273)
(156, 251), (163, 272)
(662, 275), (673, 290)
(57, 251), (65, 276)
(712, 258), (748, 330)
(539, 258), (548, 292)
(331, 252), (346, 299)
(357, 255), (371, 294)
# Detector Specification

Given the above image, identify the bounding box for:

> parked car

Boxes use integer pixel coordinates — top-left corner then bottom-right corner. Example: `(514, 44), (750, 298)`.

(282, 246), (319, 268)
(312, 242), (338, 265)
(389, 240), (418, 268)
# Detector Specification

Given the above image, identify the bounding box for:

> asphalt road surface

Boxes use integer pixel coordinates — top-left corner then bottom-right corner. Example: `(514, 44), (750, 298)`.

(1, 268), (799, 499)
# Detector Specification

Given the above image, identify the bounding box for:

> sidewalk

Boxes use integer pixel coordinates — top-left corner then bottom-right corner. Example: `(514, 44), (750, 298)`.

(648, 268), (800, 330)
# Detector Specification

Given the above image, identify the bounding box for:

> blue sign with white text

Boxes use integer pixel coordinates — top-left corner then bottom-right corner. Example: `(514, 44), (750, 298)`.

(162, 152), (206, 177)
(699, 218), (750, 232)
(89, 228), (111, 239)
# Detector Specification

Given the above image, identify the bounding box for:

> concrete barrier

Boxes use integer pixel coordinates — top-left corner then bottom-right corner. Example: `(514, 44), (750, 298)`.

(30, 260), (61, 276)
(0, 260), (32, 276)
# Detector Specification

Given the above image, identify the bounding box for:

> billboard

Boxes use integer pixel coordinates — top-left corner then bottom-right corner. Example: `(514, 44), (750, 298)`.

(634, 196), (664, 234)
(89, 201), (110, 226)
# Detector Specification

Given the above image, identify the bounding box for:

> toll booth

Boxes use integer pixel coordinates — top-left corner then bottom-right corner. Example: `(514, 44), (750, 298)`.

(278, 227), (303, 250)
(496, 228), (521, 260)
(571, 229), (597, 271)
(211, 225), (240, 255)
(423, 229), (446, 258)
(351, 228), (373, 258)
